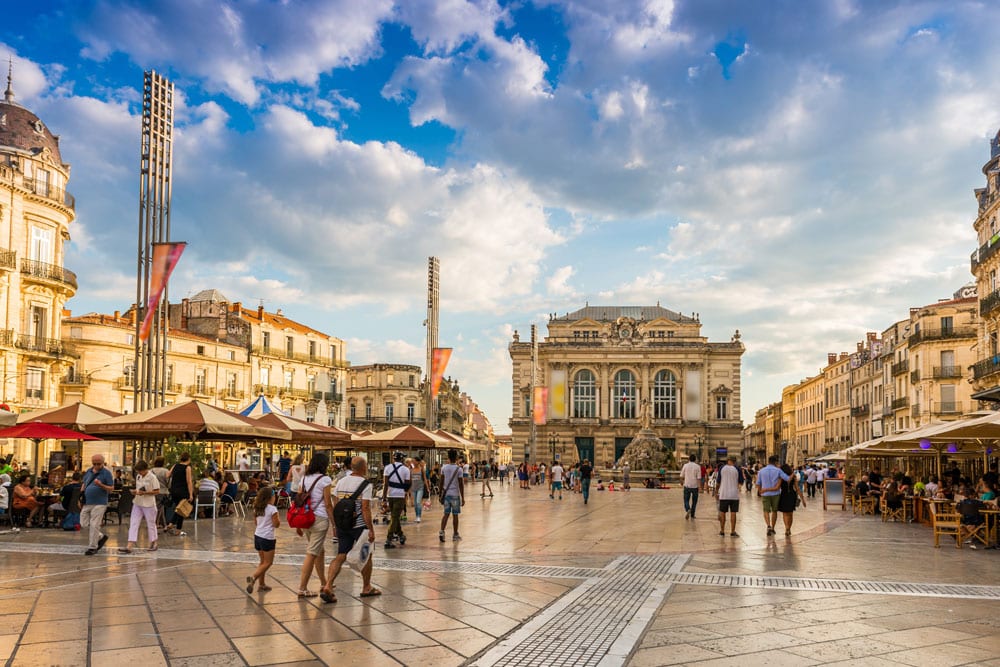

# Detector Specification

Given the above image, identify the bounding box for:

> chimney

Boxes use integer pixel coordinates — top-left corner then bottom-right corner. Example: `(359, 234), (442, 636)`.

(258, 305), (264, 318)
(114, 310), (120, 320)
(856, 342), (863, 352)
(840, 352), (849, 361)
(233, 301), (242, 316)
(827, 353), (837, 365)
(867, 331), (877, 342)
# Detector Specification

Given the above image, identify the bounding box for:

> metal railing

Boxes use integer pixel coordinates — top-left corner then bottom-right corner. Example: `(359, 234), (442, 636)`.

(910, 369), (920, 383)
(252, 346), (351, 369)
(981, 288), (1000, 317)
(891, 396), (909, 410)
(972, 357), (1000, 380)
(934, 401), (962, 415)
(220, 388), (245, 400)
(20, 258), (78, 290)
(347, 416), (426, 427)
(14, 334), (77, 358)
(0, 329), (14, 347)
(850, 404), (870, 417)
(932, 365), (962, 379)
(891, 359), (909, 376)
(910, 403), (921, 417)
(23, 177), (75, 209)
(187, 384), (214, 396)
(907, 326), (976, 346)
(0, 249), (15, 271)
(61, 373), (91, 386)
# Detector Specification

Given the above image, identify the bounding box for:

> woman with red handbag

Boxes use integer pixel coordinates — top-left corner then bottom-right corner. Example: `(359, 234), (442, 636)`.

(294, 453), (333, 598)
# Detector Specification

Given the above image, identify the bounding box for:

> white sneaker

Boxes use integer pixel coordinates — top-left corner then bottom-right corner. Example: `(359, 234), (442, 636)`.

(453, 533), (462, 541)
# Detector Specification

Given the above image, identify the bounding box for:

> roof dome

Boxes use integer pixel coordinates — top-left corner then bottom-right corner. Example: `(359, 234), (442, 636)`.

(0, 63), (64, 165)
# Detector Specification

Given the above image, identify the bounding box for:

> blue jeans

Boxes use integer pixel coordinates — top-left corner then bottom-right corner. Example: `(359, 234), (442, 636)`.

(414, 488), (425, 519)
(683, 487), (699, 514)
(581, 478), (591, 502)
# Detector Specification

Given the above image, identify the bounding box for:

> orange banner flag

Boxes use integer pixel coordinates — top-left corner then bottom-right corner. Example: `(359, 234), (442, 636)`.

(430, 348), (453, 398)
(139, 242), (186, 342)
(533, 386), (548, 425)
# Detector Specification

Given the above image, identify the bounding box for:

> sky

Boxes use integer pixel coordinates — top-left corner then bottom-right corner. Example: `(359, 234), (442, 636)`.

(3, 0), (1000, 435)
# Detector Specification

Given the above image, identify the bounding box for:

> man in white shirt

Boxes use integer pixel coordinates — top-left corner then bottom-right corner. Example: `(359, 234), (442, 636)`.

(680, 454), (702, 519)
(237, 452), (250, 472)
(549, 461), (565, 500)
(716, 457), (743, 537)
(805, 466), (818, 498)
(381, 452), (411, 549)
(439, 448), (465, 542)
(321, 456), (379, 603)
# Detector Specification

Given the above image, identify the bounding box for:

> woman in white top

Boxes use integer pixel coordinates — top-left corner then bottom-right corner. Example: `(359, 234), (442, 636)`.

(288, 454), (305, 493)
(120, 460), (159, 553)
(296, 453), (334, 598)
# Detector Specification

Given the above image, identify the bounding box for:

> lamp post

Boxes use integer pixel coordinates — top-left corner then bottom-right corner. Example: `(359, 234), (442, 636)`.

(548, 434), (558, 462)
(693, 434), (705, 462)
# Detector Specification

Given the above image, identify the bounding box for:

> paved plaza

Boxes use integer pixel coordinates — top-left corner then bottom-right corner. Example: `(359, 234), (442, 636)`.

(0, 484), (998, 666)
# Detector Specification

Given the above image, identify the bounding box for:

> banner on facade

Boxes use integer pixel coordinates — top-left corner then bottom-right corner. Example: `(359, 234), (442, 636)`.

(430, 347), (453, 398)
(549, 369), (566, 419)
(533, 386), (548, 425)
(139, 242), (186, 342)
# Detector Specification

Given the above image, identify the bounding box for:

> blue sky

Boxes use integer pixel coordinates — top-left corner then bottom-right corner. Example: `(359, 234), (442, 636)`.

(3, 0), (1000, 435)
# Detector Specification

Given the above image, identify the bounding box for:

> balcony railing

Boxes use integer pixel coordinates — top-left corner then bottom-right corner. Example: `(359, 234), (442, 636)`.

(881, 406), (894, 417)
(972, 356), (1000, 380)
(20, 258), (78, 290)
(891, 396), (909, 410)
(252, 346), (351, 369)
(891, 359), (909, 376)
(115, 377), (134, 390)
(910, 369), (920, 383)
(23, 177), (75, 209)
(14, 335), (77, 358)
(61, 373), (91, 386)
(253, 384), (280, 396)
(348, 416), (426, 427)
(0, 329), (12, 347)
(187, 384), (214, 396)
(911, 403), (921, 417)
(907, 326), (977, 346)
(850, 404), (870, 417)
(982, 288), (1000, 318)
(220, 388), (245, 400)
(0, 249), (15, 271)
(932, 365), (963, 379)
(934, 401), (963, 415)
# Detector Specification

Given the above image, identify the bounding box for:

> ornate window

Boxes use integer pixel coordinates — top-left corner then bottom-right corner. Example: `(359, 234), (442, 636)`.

(613, 369), (636, 418)
(572, 369), (596, 418)
(653, 370), (678, 419)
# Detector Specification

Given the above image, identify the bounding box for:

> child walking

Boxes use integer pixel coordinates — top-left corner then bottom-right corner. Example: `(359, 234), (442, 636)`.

(247, 487), (279, 594)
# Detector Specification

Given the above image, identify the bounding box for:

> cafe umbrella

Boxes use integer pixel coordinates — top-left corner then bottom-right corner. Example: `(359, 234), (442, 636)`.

(15, 401), (120, 473)
(0, 422), (100, 476)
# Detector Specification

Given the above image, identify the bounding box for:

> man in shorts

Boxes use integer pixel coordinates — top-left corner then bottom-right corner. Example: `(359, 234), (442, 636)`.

(320, 457), (379, 603)
(756, 455), (790, 536)
(549, 460), (564, 500)
(438, 449), (465, 542)
(716, 456), (743, 537)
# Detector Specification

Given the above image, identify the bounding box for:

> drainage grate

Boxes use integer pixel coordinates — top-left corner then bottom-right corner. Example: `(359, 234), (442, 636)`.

(668, 572), (1000, 600)
(372, 558), (604, 580)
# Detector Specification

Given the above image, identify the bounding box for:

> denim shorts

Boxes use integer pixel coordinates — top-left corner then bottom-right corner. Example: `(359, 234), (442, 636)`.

(254, 535), (276, 552)
(442, 495), (461, 515)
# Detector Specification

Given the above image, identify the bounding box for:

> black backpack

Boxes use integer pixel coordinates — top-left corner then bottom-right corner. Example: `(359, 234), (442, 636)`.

(332, 479), (370, 532)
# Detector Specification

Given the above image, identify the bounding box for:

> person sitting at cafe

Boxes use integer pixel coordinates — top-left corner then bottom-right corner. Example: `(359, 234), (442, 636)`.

(113, 468), (124, 490)
(980, 480), (997, 503)
(11, 474), (42, 527)
(219, 473), (239, 515)
(198, 469), (220, 495)
(0, 473), (9, 516)
(48, 472), (82, 515)
(855, 475), (871, 498)
(924, 475), (940, 498)
(884, 482), (904, 513)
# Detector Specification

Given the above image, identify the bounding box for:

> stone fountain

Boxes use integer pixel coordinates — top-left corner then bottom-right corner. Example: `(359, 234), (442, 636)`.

(617, 399), (675, 471)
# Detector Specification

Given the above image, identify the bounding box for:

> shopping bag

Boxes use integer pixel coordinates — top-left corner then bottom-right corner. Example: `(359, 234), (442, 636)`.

(347, 529), (372, 570)
(174, 499), (193, 518)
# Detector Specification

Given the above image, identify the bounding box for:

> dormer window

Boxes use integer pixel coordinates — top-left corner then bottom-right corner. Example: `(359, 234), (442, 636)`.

(32, 119), (44, 134)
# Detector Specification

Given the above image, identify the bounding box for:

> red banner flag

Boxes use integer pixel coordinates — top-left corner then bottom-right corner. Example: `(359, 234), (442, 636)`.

(139, 242), (186, 342)
(430, 347), (453, 399)
(533, 386), (548, 425)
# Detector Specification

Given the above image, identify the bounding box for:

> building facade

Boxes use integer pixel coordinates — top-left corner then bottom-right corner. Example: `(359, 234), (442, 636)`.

(509, 305), (744, 466)
(344, 365), (469, 436)
(0, 71), (78, 418)
(793, 374), (825, 459)
(823, 353), (852, 453)
(971, 129), (1000, 402)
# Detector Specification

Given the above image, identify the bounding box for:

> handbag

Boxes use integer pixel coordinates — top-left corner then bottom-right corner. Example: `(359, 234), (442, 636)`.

(287, 477), (322, 529)
(174, 498), (193, 518)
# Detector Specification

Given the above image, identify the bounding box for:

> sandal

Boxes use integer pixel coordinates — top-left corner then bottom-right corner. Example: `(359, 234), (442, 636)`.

(319, 589), (337, 604)
(117, 548), (133, 554)
(258, 585), (273, 592)
(148, 543), (158, 552)
(246, 576), (255, 594)
(297, 590), (317, 598)
(359, 588), (382, 598)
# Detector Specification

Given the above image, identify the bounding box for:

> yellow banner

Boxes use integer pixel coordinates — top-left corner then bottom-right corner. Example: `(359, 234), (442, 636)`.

(549, 370), (566, 419)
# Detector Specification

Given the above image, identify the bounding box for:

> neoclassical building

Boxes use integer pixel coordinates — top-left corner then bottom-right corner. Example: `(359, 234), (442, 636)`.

(344, 364), (469, 436)
(0, 70), (78, 421)
(509, 305), (745, 467)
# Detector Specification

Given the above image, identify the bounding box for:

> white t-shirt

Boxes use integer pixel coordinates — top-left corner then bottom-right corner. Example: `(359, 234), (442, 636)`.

(681, 462), (702, 488)
(806, 468), (818, 483)
(255, 504), (278, 540)
(717, 465), (741, 501)
(238, 455), (250, 471)
(334, 474), (374, 529)
(551, 465), (564, 483)
(440, 463), (462, 496)
(134, 471), (160, 508)
(383, 463), (411, 499)
(816, 468), (827, 482)
(300, 473), (333, 518)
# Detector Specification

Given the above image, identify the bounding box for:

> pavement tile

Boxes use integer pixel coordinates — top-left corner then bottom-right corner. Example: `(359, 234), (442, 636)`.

(693, 630), (807, 656)
(781, 620), (887, 641)
(458, 613), (521, 637)
(91, 645), (168, 665)
(0, 633), (18, 661)
(232, 632), (316, 666)
(0, 614), (28, 635)
(152, 608), (216, 632)
(20, 617), (88, 644)
(872, 626), (978, 648)
(281, 618), (359, 644)
(160, 627), (230, 659)
(356, 621), (439, 651)
(956, 633), (1000, 652)
(218, 612), (287, 638)
(170, 652), (248, 667)
(631, 643), (727, 666)
(9, 639), (88, 666)
(388, 609), (468, 632)
(388, 644), (465, 667)
(90, 603), (153, 626)
(885, 642), (999, 667)
(476, 600), (539, 620)
(425, 626), (495, 656)
(784, 636), (900, 662)
(90, 621), (159, 651)
(308, 639), (400, 666)
(688, 650), (820, 667)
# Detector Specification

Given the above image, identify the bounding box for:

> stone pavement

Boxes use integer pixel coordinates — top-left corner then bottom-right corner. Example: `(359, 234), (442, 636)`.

(0, 482), (997, 666)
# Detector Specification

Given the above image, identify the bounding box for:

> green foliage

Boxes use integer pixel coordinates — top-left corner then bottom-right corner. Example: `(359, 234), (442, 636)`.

(161, 437), (210, 475)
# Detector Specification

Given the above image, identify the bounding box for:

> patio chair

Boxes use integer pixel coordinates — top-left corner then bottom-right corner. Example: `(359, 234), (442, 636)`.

(193, 489), (217, 521)
(957, 499), (988, 548)
(931, 503), (962, 548)
(882, 500), (905, 523)
(229, 489), (246, 519)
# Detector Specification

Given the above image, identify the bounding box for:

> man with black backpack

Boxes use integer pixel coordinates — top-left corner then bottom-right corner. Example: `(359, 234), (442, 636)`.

(382, 451), (411, 549)
(320, 456), (380, 603)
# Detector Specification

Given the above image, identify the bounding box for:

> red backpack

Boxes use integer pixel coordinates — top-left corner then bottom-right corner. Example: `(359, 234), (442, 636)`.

(287, 476), (322, 529)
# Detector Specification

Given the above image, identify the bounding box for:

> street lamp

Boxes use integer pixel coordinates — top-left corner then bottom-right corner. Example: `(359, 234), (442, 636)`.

(548, 434), (558, 462)
(693, 434), (705, 462)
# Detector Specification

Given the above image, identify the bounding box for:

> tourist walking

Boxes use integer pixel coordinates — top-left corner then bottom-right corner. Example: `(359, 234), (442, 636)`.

(297, 453), (333, 598)
(321, 456), (380, 603)
(680, 454), (702, 519)
(481, 458), (494, 498)
(80, 454), (114, 555)
(247, 487), (279, 594)
(579, 459), (593, 505)
(621, 462), (631, 491)
(756, 455), (791, 536)
(119, 460), (159, 553)
(411, 455), (429, 522)
(550, 460), (564, 500)
(164, 452), (194, 536)
(716, 456), (743, 537)
(775, 464), (806, 536)
(382, 451), (410, 548)
(439, 449), (465, 542)
(805, 466), (818, 498)
(150, 456), (170, 527)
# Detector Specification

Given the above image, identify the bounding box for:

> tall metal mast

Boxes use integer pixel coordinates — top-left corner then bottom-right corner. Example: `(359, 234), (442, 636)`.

(425, 257), (440, 430)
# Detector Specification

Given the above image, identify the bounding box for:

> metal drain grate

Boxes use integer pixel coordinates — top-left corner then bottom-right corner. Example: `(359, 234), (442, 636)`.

(372, 558), (604, 580)
(668, 572), (1000, 600)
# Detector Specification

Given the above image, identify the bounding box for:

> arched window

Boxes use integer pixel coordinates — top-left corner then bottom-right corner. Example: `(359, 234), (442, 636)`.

(653, 370), (678, 419)
(614, 369), (636, 419)
(572, 369), (596, 418)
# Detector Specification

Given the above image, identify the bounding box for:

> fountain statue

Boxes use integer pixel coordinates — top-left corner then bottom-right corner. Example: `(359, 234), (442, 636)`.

(617, 399), (675, 471)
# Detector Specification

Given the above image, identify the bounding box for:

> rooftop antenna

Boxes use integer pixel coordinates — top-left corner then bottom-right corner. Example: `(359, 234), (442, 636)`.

(4, 56), (14, 103)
